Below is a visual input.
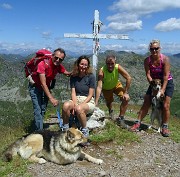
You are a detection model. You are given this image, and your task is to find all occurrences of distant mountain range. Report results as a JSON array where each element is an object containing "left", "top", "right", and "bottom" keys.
[
  {"left": 0, "top": 47, "right": 180, "bottom": 59},
  {"left": 173, "top": 53, "right": 180, "bottom": 58},
  {"left": 0, "top": 48, "right": 92, "bottom": 58},
  {"left": 0, "top": 50, "right": 180, "bottom": 64}
]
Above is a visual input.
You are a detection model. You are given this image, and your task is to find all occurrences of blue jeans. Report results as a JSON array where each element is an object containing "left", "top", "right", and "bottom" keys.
[{"left": 28, "top": 84, "right": 48, "bottom": 130}]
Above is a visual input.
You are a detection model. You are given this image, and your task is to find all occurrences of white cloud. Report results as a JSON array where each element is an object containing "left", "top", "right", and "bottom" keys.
[
  {"left": 110, "top": 0, "right": 180, "bottom": 15},
  {"left": 107, "top": 13, "right": 139, "bottom": 23},
  {"left": 155, "top": 18, "right": 180, "bottom": 31},
  {"left": 108, "top": 20, "right": 142, "bottom": 32},
  {"left": 106, "top": 0, "right": 180, "bottom": 32},
  {"left": 1, "top": 3, "right": 12, "bottom": 9},
  {"left": 102, "top": 44, "right": 123, "bottom": 51}
]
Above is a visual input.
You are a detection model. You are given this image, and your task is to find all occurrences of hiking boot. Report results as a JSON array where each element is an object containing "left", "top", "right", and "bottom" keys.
[
  {"left": 109, "top": 109, "right": 114, "bottom": 120},
  {"left": 130, "top": 122, "right": 140, "bottom": 132},
  {"left": 161, "top": 127, "right": 170, "bottom": 137},
  {"left": 117, "top": 117, "right": 129, "bottom": 129},
  {"left": 80, "top": 128, "right": 90, "bottom": 147},
  {"left": 81, "top": 128, "right": 89, "bottom": 138}
]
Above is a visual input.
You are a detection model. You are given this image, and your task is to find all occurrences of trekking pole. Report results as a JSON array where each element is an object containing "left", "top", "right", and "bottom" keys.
[{"left": 56, "top": 103, "right": 63, "bottom": 129}]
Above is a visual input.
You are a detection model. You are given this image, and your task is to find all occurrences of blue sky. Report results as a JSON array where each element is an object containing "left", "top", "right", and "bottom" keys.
[{"left": 0, "top": 0, "right": 180, "bottom": 55}]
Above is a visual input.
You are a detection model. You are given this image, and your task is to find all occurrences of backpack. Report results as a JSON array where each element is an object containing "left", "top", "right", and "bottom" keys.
[{"left": 24, "top": 48, "right": 52, "bottom": 78}]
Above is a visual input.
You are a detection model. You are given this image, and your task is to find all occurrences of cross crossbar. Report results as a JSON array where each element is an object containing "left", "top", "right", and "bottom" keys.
[{"left": 64, "top": 10, "right": 129, "bottom": 83}]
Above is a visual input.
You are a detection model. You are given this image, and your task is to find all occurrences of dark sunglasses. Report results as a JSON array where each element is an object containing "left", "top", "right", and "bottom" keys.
[
  {"left": 150, "top": 47, "right": 159, "bottom": 51},
  {"left": 54, "top": 56, "right": 64, "bottom": 62}
]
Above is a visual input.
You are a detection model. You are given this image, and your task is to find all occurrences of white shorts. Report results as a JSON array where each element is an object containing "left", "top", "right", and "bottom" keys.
[{"left": 70, "top": 96, "right": 95, "bottom": 114}]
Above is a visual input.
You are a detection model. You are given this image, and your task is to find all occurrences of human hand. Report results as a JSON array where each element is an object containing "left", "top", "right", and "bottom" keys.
[
  {"left": 49, "top": 97, "right": 59, "bottom": 107},
  {"left": 122, "top": 93, "right": 130, "bottom": 101},
  {"left": 160, "top": 89, "right": 165, "bottom": 97}
]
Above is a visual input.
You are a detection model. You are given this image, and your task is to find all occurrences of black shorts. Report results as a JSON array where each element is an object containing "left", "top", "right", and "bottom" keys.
[{"left": 146, "top": 79, "right": 174, "bottom": 98}]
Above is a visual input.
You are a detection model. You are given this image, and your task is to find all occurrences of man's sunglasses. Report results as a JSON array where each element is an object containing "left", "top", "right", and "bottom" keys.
[
  {"left": 150, "top": 47, "right": 159, "bottom": 51},
  {"left": 54, "top": 56, "right": 64, "bottom": 62}
]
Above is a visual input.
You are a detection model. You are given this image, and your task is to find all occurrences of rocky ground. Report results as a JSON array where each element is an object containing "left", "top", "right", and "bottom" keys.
[{"left": 28, "top": 117, "right": 180, "bottom": 177}]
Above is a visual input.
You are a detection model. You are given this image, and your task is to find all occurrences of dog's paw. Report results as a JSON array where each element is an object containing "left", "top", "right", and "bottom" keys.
[
  {"left": 95, "top": 159, "right": 103, "bottom": 165},
  {"left": 38, "top": 158, "right": 47, "bottom": 164},
  {"left": 157, "top": 127, "right": 161, "bottom": 133},
  {"left": 148, "top": 125, "right": 152, "bottom": 129}
]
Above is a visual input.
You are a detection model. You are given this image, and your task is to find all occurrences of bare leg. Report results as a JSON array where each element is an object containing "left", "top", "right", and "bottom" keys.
[
  {"left": 62, "top": 101, "right": 74, "bottom": 124},
  {"left": 137, "top": 94, "right": 151, "bottom": 121},
  {"left": 106, "top": 101, "right": 113, "bottom": 112},
  {"left": 75, "top": 103, "right": 89, "bottom": 128},
  {"left": 119, "top": 98, "right": 128, "bottom": 117},
  {"left": 130, "top": 94, "right": 151, "bottom": 131},
  {"left": 162, "top": 96, "right": 171, "bottom": 124}
]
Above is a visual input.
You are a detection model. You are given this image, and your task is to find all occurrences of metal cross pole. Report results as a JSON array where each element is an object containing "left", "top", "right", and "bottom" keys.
[{"left": 64, "top": 10, "right": 129, "bottom": 82}]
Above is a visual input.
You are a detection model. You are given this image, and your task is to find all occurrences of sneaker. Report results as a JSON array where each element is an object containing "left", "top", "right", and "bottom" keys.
[
  {"left": 117, "top": 117, "right": 129, "bottom": 129},
  {"left": 62, "top": 124, "right": 69, "bottom": 131},
  {"left": 81, "top": 128, "right": 89, "bottom": 138},
  {"left": 80, "top": 128, "right": 90, "bottom": 147},
  {"left": 161, "top": 127, "right": 170, "bottom": 137},
  {"left": 109, "top": 109, "right": 114, "bottom": 120},
  {"left": 130, "top": 122, "right": 140, "bottom": 132}
]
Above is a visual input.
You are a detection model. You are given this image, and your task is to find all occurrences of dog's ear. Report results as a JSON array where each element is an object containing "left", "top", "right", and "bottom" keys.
[
  {"left": 67, "top": 129, "right": 75, "bottom": 141},
  {"left": 156, "top": 79, "right": 162, "bottom": 85}
]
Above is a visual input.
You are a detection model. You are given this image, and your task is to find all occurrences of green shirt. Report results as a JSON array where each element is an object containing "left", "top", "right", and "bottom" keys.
[{"left": 102, "top": 64, "right": 119, "bottom": 90}]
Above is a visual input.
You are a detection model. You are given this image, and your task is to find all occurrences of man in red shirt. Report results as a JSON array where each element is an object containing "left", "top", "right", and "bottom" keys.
[{"left": 28, "top": 48, "right": 71, "bottom": 131}]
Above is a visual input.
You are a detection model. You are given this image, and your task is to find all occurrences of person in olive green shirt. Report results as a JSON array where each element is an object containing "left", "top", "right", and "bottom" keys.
[{"left": 95, "top": 54, "right": 131, "bottom": 127}]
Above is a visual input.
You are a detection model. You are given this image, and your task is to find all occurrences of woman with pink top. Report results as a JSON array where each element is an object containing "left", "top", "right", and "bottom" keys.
[{"left": 131, "top": 39, "right": 174, "bottom": 137}]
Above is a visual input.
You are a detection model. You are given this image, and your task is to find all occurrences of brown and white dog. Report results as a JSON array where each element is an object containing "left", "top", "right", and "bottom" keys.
[
  {"left": 149, "top": 79, "right": 164, "bottom": 132},
  {"left": 3, "top": 128, "right": 103, "bottom": 165}
]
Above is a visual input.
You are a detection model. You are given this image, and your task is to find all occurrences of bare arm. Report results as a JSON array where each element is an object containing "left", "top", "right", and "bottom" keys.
[
  {"left": 83, "top": 88, "right": 94, "bottom": 103},
  {"left": 95, "top": 69, "right": 104, "bottom": 106},
  {"left": 162, "top": 56, "right": 170, "bottom": 94},
  {"left": 71, "top": 88, "right": 77, "bottom": 105},
  {"left": 63, "top": 70, "right": 72, "bottom": 77},
  {"left": 39, "top": 74, "right": 59, "bottom": 107},
  {"left": 144, "top": 57, "right": 152, "bottom": 84}
]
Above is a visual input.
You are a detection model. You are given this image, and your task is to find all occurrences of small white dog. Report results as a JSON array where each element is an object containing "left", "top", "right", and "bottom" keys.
[{"left": 149, "top": 79, "right": 164, "bottom": 133}]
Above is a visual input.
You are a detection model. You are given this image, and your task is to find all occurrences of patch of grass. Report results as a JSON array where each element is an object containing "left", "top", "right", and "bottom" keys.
[
  {"left": 169, "top": 117, "right": 180, "bottom": 143},
  {"left": 0, "top": 126, "right": 26, "bottom": 153},
  {"left": 90, "top": 121, "right": 140, "bottom": 145},
  {"left": 0, "top": 125, "right": 31, "bottom": 177},
  {"left": 0, "top": 157, "right": 31, "bottom": 177}
]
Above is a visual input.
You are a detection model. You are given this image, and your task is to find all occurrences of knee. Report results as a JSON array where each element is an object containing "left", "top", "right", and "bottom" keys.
[
  {"left": 75, "top": 106, "right": 87, "bottom": 118},
  {"left": 75, "top": 105, "right": 83, "bottom": 114},
  {"left": 63, "top": 101, "right": 72, "bottom": 111},
  {"left": 163, "top": 102, "right": 170, "bottom": 111}
]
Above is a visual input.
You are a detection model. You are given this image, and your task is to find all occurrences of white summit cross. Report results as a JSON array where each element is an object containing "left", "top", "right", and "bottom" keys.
[{"left": 64, "top": 10, "right": 129, "bottom": 80}]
